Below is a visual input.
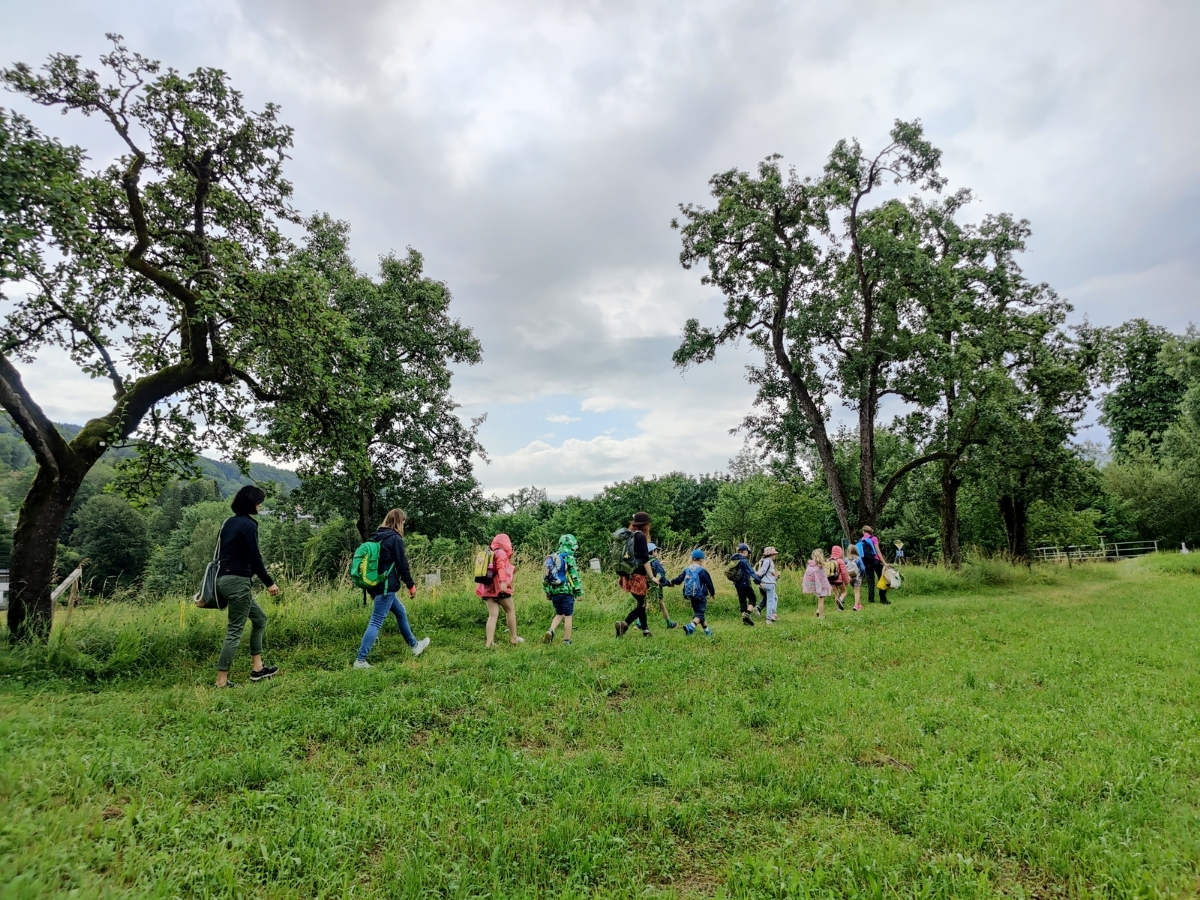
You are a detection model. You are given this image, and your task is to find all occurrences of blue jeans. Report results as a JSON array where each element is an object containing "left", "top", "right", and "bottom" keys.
[{"left": 357, "top": 592, "right": 417, "bottom": 660}]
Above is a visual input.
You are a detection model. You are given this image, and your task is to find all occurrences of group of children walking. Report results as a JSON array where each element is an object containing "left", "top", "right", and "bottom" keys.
[{"left": 468, "top": 512, "right": 900, "bottom": 648}]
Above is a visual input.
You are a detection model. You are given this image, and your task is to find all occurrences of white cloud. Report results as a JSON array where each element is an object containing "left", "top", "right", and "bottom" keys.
[
  {"left": 2, "top": 0, "right": 1197, "bottom": 492},
  {"left": 545, "top": 414, "right": 580, "bottom": 424}
]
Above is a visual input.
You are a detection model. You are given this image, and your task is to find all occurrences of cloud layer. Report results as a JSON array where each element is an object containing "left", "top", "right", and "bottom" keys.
[{"left": 2, "top": 0, "right": 1197, "bottom": 496}]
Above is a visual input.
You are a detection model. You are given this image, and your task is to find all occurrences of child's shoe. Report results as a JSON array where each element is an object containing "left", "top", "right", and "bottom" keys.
[
  {"left": 666, "top": 619, "right": 678, "bottom": 629},
  {"left": 562, "top": 639, "right": 572, "bottom": 645},
  {"left": 853, "top": 604, "right": 862, "bottom": 611},
  {"left": 684, "top": 622, "right": 695, "bottom": 636},
  {"left": 641, "top": 629, "right": 652, "bottom": 637},
  {"left": 836, "top": 597, "right": 845, "bottom": 611},
  {"left": 543, "top": 630, "right": 555, "bottom": 644},
  {"left": 703, "top": 627, "right": 713, "bottom": 636},
  {"left": 742, "top": 612, "right": 755, "bottom": 626}
]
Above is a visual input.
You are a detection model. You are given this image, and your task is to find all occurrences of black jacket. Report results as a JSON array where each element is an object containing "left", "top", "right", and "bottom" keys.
[
  {"left": 371, "top": 527, "right": 414, "bottom": 595},
  {"left": 216, "top": 514, "right": 274, "bottom": 587}
]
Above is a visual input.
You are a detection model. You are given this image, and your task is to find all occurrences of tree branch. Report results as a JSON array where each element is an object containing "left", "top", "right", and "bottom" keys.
[
  {"left": 876, "top": 450, "right": 956, "bottom": 514},
  {"left": 0, "top": 353, "right": 71, "bottom": 477}
]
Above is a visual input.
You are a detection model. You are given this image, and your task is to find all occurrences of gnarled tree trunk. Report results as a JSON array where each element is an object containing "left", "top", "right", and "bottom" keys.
[{"left": 939, "top": 463, "right": 963, "bottom": 568}]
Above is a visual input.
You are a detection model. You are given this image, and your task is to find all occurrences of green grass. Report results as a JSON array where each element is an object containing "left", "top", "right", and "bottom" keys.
[{"left": 2, "top": 556, "right": 1199, "bottom": 898}]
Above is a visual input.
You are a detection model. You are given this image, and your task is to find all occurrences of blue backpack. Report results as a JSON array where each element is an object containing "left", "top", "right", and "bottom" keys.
[
  {"left": 682, "top": 564, "right": 706, "bottom": 601},
  {"left": 543, "top": 551, "right": 569, "bottom": 587}
]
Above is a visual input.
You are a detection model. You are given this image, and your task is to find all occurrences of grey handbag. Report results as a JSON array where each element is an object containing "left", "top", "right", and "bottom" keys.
[{"left": 194, "top": 519, "right": 230, "bottom": 609}]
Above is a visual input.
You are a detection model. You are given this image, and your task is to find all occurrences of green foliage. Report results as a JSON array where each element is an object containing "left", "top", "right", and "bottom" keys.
[
  {"left": 703, "top": 474, "right": 828, "bottom": 563},
  {"left": 304, "top": 518, "right": 358, "bottom": 582},
  {"left": 271, "top": 217, "right": 483, "bottom": 540},
  {"left": 1, "top": 562, "right": 1198, "bottom": 897},
  {"left": 142, "top": 501, "right": 230, "bottom": 597},
  {"left": 1096, "top": 319, "right": 1186, "bottom": 453},
  {"left": 70, "top": 494, "right": 151, "bottom": 594}
]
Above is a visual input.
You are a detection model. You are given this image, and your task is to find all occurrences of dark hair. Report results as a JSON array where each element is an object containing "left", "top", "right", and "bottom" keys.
[
  {"left": 231, "top": 485, "right": 266, "bottom": 516},
  {"left": 630, "top": 511, "right": 651, "bottom": 540}
]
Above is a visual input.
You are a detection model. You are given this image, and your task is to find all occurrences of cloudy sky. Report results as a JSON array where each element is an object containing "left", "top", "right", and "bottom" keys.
[{"left": 3, "top": 0, "right": 1197, "bottom": 497}]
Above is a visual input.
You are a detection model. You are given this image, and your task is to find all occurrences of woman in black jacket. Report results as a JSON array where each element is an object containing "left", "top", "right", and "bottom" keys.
[
  {"left": 214, "top": 486, "right": 280, "bottom": 687},
  {"left": 353, "top": 508, "right": 430, "bottom": 668},
  {"left": 615, "top": 511, "right": 656, "bottom": 637}
]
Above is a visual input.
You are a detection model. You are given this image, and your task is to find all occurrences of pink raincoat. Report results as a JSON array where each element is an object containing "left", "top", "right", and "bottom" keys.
[
  {"left": 476, "top": 533, "right": 514, "bottom": 599},
  {"left": 802, "top": 560, "right": 831, "bottom": 597},
  {"left": 829, "top": 545, "right": 850, "bottom": 585}
]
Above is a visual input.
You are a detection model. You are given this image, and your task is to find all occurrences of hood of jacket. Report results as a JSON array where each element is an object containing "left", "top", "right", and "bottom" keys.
[
  {"left": 830, "top": 545, "right": 844, "bottom": 560},
  {"left": 371, "top": 527, "right": 400, "bottom": 543},
  {"left": 557, "top": 534, "right": 578, "bottom": 554},
  {"left": 491, "top": 533, "right": 513, "bottom": 554},
  {"left": 731, "top": 553, "right": 747, "bottom": 562}
]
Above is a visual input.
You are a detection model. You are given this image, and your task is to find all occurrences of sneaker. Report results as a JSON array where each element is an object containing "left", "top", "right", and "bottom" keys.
[
  {"left": 742, "top": 612, "right": 755, "bottom": 627},
  {"left": 641, "top": 629, "right": 652, "bottom": 637},
  {"left": 684, "top": 623, "right": 695, "bottom": 636},
  {"left": 666, "top": 619, "right": 678, "bottom": 629},
  {"left": 412, "top": 637, "right": 431, "bottom": 657},
  {"left": 353, "top": 659, "right": 371, "bottom": 669},
  {"left": 853, "top": 604, "right": 862, "bottom": 611},
  {"left": 543, "top": 630, "right": 555, "bottom": 644},
  {"left": 880, "top": 598, "right": 890, "bottom": 605},
  {"left": 615, "top": 621, "right": 628, "bottom": 638},
  {"left": 836, "top": 597, "right": 845, "bottom": 611},
  {"left": 216, "top": 680, "right": 237, "bottom": 688},
  {"left": 767, "top": 614, "right": 779, "bottom": 622},
  {"left": 250, "top": 665, "right": 278, "bottom": 682},
  {"left": 510, "top": 636, "right": 525, "bottom": 644},
  {"left": 562, "top": 639, "right": 572, "bottom": 645},
  {"left": 703, "top": 627, "right": 713, "bottom": 636}
]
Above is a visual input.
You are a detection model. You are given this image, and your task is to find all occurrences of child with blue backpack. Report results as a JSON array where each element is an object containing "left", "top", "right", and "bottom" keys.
[
  {"left": 647, "top": 543, "right": 678, "bottom": 629},
  {"left": 542, "top": 534, "right": 583, "bottom": 644},
  {"left": 671, "top": 549, "right": 716, "bottom": 636}
]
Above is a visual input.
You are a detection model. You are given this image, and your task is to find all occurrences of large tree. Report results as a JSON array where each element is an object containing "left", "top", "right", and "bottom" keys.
[
  {"left": 673, "top": 121, "right": 953, "bottom": 538},
  {"left": 0, "top": 38, "right": 351, "bottom": 640},
  {"left": 890, "top": 197, "right": 1071, "bottom": 565},
  {"left": 270, "top": 217, "right": 484, "bottom": 541},
  {"left": 1094, "top": 319, "right": 1186, "bottom": 454}
]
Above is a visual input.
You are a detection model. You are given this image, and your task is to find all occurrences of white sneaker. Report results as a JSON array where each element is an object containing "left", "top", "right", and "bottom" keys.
[
  {"left": 353, "top": 659, "right": 371, "bottom": 669},
  {"left": 412, "top": 637, "right": 430, "bottom": 657}
]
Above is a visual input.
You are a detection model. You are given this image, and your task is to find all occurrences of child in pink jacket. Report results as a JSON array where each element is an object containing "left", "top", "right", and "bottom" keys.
[
  {"left": 802, "top": 548, "right": 832, "bottom": 619},
  {"left": 476, "top": 533, "right": 523, "bottom": 647}
]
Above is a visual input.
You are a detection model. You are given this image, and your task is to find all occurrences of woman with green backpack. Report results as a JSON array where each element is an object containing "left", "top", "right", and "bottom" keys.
[{"left": 353, "top": 509, "right": 429, "bottom": 669}]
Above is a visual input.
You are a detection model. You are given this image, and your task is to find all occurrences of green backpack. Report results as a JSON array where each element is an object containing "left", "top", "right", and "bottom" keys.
[{"left": 350, "top": 539, "right": 393, "bottom": 592}]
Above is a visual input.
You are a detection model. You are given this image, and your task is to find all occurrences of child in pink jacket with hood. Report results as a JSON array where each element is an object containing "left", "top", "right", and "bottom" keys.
[{"left": 477, "top": 533, "right": 523, "bottom": 647}]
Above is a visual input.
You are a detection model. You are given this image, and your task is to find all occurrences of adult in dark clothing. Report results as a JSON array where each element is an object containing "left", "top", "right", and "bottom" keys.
[
  {"left": 729, "top": 543, "right": 763, "bottom": 626},
  {"left": 214, "top": 486, "right": 280, "bottom": 687},
  {"left": 615, "top": 511, "right": 655, "bottom": 637},
  {"left": 354, "top": 508, "right": 429, "bottom": 668},
  {"left": 856, "top": 527, "right": 887, "bottom": 604}
]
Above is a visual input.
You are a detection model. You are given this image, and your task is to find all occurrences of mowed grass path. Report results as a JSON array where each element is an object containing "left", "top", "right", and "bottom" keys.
[{"left": 2, "top": 559, "right": 1199, "bottom": 898}]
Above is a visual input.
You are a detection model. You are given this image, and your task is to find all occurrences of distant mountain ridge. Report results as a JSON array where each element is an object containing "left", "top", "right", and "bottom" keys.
[{"left": 0, "top": 415, "right": 299, "bottom": 493}]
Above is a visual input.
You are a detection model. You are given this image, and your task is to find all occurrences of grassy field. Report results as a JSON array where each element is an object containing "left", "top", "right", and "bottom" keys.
[{"left": 2, "top": 553, "right": 1199, "bottom": 898}]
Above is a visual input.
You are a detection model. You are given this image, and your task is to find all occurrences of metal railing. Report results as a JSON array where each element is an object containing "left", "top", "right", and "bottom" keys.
[{"left": 1034, "top": 539, "right": 1159, "bottom": 563}]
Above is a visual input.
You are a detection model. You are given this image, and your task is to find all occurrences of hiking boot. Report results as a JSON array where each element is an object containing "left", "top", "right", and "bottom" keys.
[
  {"left": 543, "top": 630, "right": 555, "bottom": 644},
  {"left": 353, "top": 659, "right": 371, "bottom": 669},
  {"left": 742, "top": 612, "right": 755, "bottom": 626},
  {"left": 666, "top": 619, "right": 678, "bottom": 629},
  {"left": 412, "top": 637, "right": 431, "bottom": 657},
  {"left": 615, "top": 621, "right": 628, "bottom": 638},
  {"left": 684, "top": 623, "right": 695, "bottom": 636},
  {"left": 250, "top": 665, "right": 278, "bottom": 682}
]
